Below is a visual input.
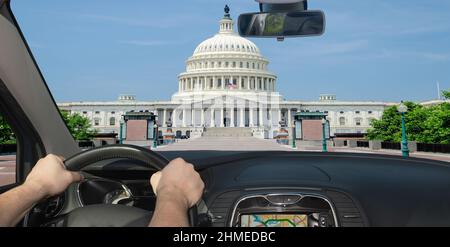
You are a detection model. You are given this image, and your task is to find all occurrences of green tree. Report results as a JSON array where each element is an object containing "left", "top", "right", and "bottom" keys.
[
  {"left": 443, "top": 90, "right": 450, "bottom": 100},
  {"left": 367, "top": 101, "right": 450, "bottom": 144},
  {"left": 0, "top": 115, "right": 15, "bottom": 144},
  {"left": 60, "top": 111, "right": 96, "bottom": 140}
]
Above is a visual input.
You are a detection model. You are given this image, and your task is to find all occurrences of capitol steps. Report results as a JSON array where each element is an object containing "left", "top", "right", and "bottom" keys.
[{"left": 202, "top": 127, "right": 253, "bottom": 137}]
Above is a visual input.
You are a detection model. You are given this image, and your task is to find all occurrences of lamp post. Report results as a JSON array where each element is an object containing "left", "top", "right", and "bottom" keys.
[
  {"left": 153, "top": 123, "right": 158, "bottom": 149},
  {"left": 119, "top": 118, "right": 124, "bottom": 144},
  {"left": 397, "top": 102, "right": 409, "bottom": 157},
  {"left": 291, "top": 120, "right": 297, "bottom": 149},
  {"left": 322, "top": 118, "right": 327, "bottom": 152}
]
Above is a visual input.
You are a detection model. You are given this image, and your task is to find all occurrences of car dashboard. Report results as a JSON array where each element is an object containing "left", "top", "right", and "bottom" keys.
[{"left": 28, "top": 151, "right": 450, "bottom": 227}]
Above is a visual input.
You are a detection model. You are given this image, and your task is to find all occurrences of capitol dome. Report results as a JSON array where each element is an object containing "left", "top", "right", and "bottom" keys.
[
  {"left": 192, "top": 29, "right": 261, "bottom": 56},
  {"left": 174, "top": 6, "right": 277, "bottom": 98}
]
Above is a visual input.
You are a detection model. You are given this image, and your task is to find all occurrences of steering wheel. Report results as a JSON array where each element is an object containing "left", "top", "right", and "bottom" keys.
[{"left": 59, "top": 144, "right": 198, "bottom": 227}]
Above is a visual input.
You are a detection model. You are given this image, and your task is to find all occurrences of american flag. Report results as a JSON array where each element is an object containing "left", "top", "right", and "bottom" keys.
[{"left": 227, "top": 82, "right": 237, "bottom": 90}]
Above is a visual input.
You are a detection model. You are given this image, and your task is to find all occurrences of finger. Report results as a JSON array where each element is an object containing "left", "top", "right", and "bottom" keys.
[
  {"left": 70, "top": 171, "right": 83, "bottom": 182},
  {"left": 150, "top": 172, "right": 162, "bottom": 195}
]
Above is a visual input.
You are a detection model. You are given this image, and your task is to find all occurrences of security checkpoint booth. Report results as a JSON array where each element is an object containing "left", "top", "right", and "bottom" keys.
[
  {"left": 119, "top": 112, "right": 158, "bottom": 147},
  {"left": 294, "top": 112, "right": 330, "bottom": 149}
]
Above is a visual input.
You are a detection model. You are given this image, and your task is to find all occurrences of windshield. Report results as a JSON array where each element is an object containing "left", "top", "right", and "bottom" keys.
[{"left": 10, "top": 1, "right": 450, "bottom": 162}]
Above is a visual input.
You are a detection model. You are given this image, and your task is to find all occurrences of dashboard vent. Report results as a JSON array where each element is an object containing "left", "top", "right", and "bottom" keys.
[
  {"left": 326, "top": 190, "right": 366, "bottom": 227},
  {"left": 209, "top": 190, "right": 241, "bottom": 227}
]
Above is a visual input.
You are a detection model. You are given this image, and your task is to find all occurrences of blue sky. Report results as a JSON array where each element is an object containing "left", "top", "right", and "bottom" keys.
[{"left": 11, "top": 0, "right": 450, "bottom": 102}]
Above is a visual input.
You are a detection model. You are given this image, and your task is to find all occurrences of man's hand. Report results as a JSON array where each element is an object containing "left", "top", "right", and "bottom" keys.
[
  {"left": 149, "top": 158, "right": 204, "bottom": 227},
  {"left": 0, "top": 154, "right": 82, "bottom": 226},
  {"left": 24, "top": 154, "right": 83, "bottom": 198},
  {"left": 151, "top": 158, "right": 204, "bottom": 209}
]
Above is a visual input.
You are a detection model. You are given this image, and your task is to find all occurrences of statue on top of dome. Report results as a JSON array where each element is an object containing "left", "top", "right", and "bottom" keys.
[{"left": 224, "top": 5, "right": 231, "bottom": 18}]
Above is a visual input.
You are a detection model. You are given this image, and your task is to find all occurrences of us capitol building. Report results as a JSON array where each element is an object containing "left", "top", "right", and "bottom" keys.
[{"left": 59, "top": 10, "right": 394, "bottom": 139}]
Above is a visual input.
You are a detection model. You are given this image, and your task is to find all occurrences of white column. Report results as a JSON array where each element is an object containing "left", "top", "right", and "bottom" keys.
[
  {"left": 220, "top": 108, "right": 224, "bottom": 127},
  {"left": 239, "top": 76, "right": 242, "bottom": 90},
  {"left": 163, "top": 109, "right": 167, "bottom": 127},
  {"left": 191, "top": 108, "right": 195, "bottom": 127},
  {"left": 288, "top": 108, "right": 292, "bottom": 127},
  {"left": 259, "top": 107, "right": 264, "bottom": 127},
  {"left": 239, "top": 108, "right": 244, "bottom": 127},
  {"left": 205, "top": 76, "right": 208, "bottom": 90},
  {"left": 201, "top": 108, "right": 205, "bottom": 127},
  {"left": 278, "top": 109, "right": 282, "bottom": 127},
  {"left": 249, "top": 108, "right": 254, "bottom": 127},
  {"left": 210, "top": 108, "right": 215, "bottom": 127},
  {"left": 222, "top": 76, "right": 225, "bottom": 89},
  {"left": 182, "top": 108, "right": 186, "bottom": 127},
  {"left": 172, "top": 108, "right": 177, "bottom": 127},
  {"left": 268, "top": 108, "right": 273, "bottom": 127},
  {"left": 230, "top": 107, "right": 235, "bottom": 127}
]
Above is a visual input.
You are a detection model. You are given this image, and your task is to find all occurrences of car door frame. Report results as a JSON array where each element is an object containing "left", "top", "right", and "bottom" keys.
[{"left": 0, "top": 0, "right": 81, "bottom": 190}]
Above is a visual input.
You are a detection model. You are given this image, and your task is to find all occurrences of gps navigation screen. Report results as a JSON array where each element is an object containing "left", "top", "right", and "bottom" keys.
[{"left": 240, "top": 214, "right": 308, "bottom": 227}]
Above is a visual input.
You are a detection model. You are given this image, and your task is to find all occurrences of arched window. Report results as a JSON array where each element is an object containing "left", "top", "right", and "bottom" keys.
[
  {"left": 339, "top": 117, "right": 346, "bottom": 126},
  {"left": 109, "top": 117, "right": 116, "bottom": 126}
]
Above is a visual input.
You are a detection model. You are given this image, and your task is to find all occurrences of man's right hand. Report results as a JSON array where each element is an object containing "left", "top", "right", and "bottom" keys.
[{"left": 150, "top": 158, "right": 204, "bottom": 209}]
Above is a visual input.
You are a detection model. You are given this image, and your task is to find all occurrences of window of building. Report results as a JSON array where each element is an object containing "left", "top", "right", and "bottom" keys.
[
  {"left": 111, "top": 111, "right": 115, "bottom": 114},
  {"left": 0, "top": 114, "right": 17, "bottom": 187},
  {"left": 339, "top": 117, "right": 346, "bottom": 126},
  {"left": 340, "top": 111, "right": 344, "bottom": 114},
  {"left": 109, "top": 117, "right": 116, "bottom": 126},
  {"left": 239, "top": 62, "right": 243, "bottom": 68},
  {"left": 232, "top": 62, "right": 236, "bottom": 68},
  {"left": 355, "top": 111, "right": 360, "bottom": 114},
  {"left": 355, "top": 118, "right": 362, "bottom": 126},
  {"left": 246, "top": 62, "right": 250, "bottom": 68},
  {"left": 94, "top": 118, "right": 100, "bottom": 126},
  {"left": 368, "top": 111, "right": 373, "bottom": 114},
  {"left": 95, "top": 111, "right": 100, "bottom": 114},
  {"left": 82, "top": 111, "right": 87, "bottom": 114},
  {"left": 324, "top": 111, "right": 329, "bottom": 113}
]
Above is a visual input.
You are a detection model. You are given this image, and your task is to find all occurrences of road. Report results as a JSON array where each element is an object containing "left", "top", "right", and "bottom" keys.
[
  {"left": 157, "top": 136, "right": 293, "bottom": 151},
  {"left": 0, "top": 155, "right": 15, "bottom": 186}
]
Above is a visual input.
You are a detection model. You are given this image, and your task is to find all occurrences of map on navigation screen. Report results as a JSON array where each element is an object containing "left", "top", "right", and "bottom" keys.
[{"left": 240, "top": 214, "right": 308, "bottom": 227}]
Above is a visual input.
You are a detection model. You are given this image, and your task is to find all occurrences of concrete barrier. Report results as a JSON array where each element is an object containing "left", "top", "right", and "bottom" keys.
[
  {"left": 408, "top": 141, "right": 417, "bottom": 153},
  {"left": 334, "top": 140, "right": 346, "bottom": 147},
  {"left": 348, "top": 140, "right": 358, "bottom": 148},
  {"left": 369, "top": 140, "right": 382, "bottom": 150}
]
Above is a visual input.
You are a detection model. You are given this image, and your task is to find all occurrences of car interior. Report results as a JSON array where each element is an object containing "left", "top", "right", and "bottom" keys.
[{"left": 1, "top": 0, "right": 450, "bottom": 227}]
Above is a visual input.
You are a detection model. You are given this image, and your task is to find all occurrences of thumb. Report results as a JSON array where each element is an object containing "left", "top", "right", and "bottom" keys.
[
  {"left": 70, "top": 171, "right": 83, "bottom": 183},
  {"left": 150, "top": 172, "right": 162, "bottom": 195}
]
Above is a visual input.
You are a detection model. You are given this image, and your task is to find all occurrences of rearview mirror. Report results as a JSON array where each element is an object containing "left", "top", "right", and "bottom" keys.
[{"left": 238, "top": 10, "right": 325, "bottom": 38}]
